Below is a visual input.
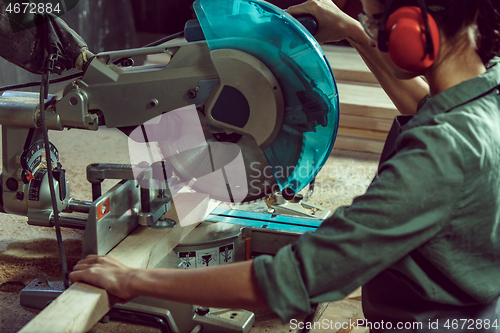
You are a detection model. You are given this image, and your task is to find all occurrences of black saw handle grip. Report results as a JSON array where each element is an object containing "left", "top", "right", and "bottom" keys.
[
  {"left": 295, "top": 15, "right": 319, "bottom": 35},
  {"left": 184, "top": 19, "right": 205, "bottom": 42}
]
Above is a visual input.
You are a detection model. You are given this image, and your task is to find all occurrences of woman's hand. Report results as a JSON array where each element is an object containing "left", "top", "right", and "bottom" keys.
[
  {"left": 287, "top": 0, "right": 360, "bottom": 44},
  {"left": 69, "top": 254, "right": 139, "bottom": 303}
]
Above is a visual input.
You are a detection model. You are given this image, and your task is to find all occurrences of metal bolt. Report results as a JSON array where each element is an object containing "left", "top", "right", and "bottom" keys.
[
  {"left": 154, "top": 217, "right": 176, "bottom": 228},
  {"left": 120, "top": 58, "right": 134, "bottom": 67},
  {"left": 195, "top": 307, "right": 210, "bottom": 316},
  {"left": 187, "top": 89, "right": 197, "bottom": 99},
  {"left": 149, "top": 99, "right": 159, "bottom": 107}
]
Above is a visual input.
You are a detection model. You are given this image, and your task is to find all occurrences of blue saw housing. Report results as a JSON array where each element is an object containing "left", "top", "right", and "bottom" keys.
[{"left": 193, "top": 0, "right": 339, "bottom": 197}]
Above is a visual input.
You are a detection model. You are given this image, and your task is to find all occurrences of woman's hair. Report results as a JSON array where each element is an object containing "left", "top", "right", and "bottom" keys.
[{"left": 377, "top": 0, "right": 500, "bottom": 64}]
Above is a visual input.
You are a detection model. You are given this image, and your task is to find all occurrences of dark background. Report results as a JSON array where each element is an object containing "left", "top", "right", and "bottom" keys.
[{"left": 0, "top": 0, "right": 361, "bottom": 88}]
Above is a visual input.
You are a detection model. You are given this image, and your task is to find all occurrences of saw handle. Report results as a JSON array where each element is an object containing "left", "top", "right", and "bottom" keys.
[{"left": 295, "top": 15, "right": 319, "bottom": 36}]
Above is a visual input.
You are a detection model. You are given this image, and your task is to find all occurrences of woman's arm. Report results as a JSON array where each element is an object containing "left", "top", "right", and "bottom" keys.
[
  {"left": 69, "top": 254, "right": 269, "bottom": 309},
  {"left": 287, "top": 0, "right": 429, "bottom": 114}
]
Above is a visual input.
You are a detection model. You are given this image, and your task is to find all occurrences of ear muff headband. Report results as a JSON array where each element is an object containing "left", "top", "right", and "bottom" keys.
[{"left": 378, "top": 0, "right": 440, "bottom": 72}]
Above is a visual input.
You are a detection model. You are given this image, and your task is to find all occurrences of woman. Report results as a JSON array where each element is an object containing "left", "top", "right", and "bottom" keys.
[{"left": 71, "top": 0, "right": 500, "bottom": 331}]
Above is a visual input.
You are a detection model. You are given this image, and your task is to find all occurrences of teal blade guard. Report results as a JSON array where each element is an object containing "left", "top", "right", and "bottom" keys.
[{"left": 193, "top": 0, "right": 339, "bottom": 198}]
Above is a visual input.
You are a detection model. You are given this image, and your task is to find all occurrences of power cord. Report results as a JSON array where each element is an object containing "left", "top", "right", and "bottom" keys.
[
  {"left": 0, "top": 72, "right": 83, "bottom": 93},
  {"left": 39, "top": 16, "right": 70, "bottom": 289}
]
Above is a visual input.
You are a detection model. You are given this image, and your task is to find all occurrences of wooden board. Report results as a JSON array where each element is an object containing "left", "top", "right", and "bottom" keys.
[
  {"left": 309, "top": 298, "right": 368, "bottom": 333},
  {"left": 335, "top": 135, "right": 386, "bottom": 154},
  {"left": 339, "top": 114, "right": 393, "bottom": 132},
  {"left": 338, "top": 127, "right": 389, "bottom": 141},
  {"left": 308, "top": 288, "right": 368, "bottom": 333},
  {"left": 337, "top": 82, "right": 398, "bottom": 119},
  {"left": 340, "top": 103, "right": 398, "bottom": 121},
  {"left": 322, "top": 45, "right": 378, "bottom": 84},
  {"left": 19, "top": 192, "right": 215, "bottom": 333}
]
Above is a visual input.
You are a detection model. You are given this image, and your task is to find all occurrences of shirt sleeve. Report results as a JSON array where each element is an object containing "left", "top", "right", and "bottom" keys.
[{"left": 254, "top": 122, "right": 466, "bottom": 322}]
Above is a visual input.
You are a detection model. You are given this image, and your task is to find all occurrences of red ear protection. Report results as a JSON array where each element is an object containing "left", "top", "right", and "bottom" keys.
[{"left": 385, "top": 6, "right": 440, "bottom": 72}]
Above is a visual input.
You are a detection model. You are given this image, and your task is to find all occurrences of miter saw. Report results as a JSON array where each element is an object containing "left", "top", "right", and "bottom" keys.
[{"left": 0, "top": 0, "right": 339, "bottom": 331}]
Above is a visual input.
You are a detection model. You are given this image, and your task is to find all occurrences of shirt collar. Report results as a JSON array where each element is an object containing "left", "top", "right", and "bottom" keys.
[{"left": 405, "top": 58, "right": 500, "bottom": 129}]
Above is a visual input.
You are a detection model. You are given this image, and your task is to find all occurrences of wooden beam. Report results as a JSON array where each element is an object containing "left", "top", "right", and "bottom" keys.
[
  {"left": 337, "top": 127, "right": 389, "bottom": 141},
  {"left": 322, "top": 45, "right": 378, "bottom": 84},
  {"left": 337, "top": 82, "right": 398, "bottom": 119},
  {"left": 339, "top": 114, "right": 393, "bottom": 132},
  {"left": 340, "top": 103, "right": 399, "bottom": 120},
  {"left": 334, "top": 136, "right": 385, "bottom": 154},
  {"left": 19, "top": 192, "right": 215, "bottom": 333}
]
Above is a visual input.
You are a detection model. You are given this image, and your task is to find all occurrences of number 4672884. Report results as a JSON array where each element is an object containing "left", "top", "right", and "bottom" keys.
[{"left": 6, "top": 2, "right": 61, "bottom": 14}]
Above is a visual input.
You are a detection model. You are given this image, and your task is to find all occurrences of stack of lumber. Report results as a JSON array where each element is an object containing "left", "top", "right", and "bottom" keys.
[
  {"left": 323, "top": 45, "right": 398, "bottom": 154},
  {"left": 143, "top": 41, "right": 398, "bottom": 154}
]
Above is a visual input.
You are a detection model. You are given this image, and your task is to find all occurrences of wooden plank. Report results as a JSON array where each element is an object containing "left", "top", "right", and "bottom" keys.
[
  {"left": 337, "top": 127, "right": 389, "bottom": 141},
  {"left": 322, "top": 45, "right": 378, "bottom": 84},
  {"left": 340, "top": 103, "right": 399, "bottom": 120},
  {"left": 19, "top": 192, "right": 215, "bottom": 333},
  {"left": 339, "top": 114, "right": 393, "bottom": 132},
  {"left": 337, "top": 82, "right": 395, "bottom": 109},
  {"left": 108, "top": 192, "right": 212, "bottom": 269},
  {"left": 309, "top": 297, "right": 368, "bottom": 333},
  {"left": 334, "top": 135, "right": 385, "bottom": 154},
  {"left": 337, "top": 82, "right": 398, "bottom": 119}
]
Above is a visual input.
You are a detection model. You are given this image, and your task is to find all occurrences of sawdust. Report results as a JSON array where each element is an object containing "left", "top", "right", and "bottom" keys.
[
  {"left": 264, "top": 194, "right": 277, "bottom": 210},
  {"left": 0, "top": 282, "right": 26, "bottom": 293},
  {"left": 0, "top": 238, "right": 82, "bottom": 291}
]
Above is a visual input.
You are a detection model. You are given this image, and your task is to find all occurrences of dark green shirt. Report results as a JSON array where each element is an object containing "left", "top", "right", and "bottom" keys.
[{"left": 254, "top": 59, "right": 500, "bottom": 330}]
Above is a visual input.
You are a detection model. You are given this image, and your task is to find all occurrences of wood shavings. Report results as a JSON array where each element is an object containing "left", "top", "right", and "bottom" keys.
[{"left": 264, "top": 194, "right": 277, "bottom": 210}]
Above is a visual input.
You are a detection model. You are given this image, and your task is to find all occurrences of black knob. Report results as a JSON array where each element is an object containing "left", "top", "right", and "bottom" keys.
[
  {"left": 6, "top": 177, "right": 18, "bottom": 191},
  {"left": 196, "top": 307, "right": 210, "bottom": 316},
  {"left": 282, "top": 187, "right": 295, "bottom": 201}
]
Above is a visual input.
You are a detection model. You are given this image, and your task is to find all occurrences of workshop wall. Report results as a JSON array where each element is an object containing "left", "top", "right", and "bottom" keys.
[
  {"left": 131, "top": 0, "right": 195, "bottom": 35},
  {"left": 0, "top": 0, "right": 137, "bottom": 89},
  {"left": 0, "top": 0, "right": 364, "bottom": 89},
  {"left": 129, "top": 0, "right": 307, "bottom": 35}
]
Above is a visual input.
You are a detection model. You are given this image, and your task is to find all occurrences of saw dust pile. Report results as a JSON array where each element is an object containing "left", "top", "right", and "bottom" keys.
[{"left": 0, "top": 236, "right": 83, "bottom": 293}]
